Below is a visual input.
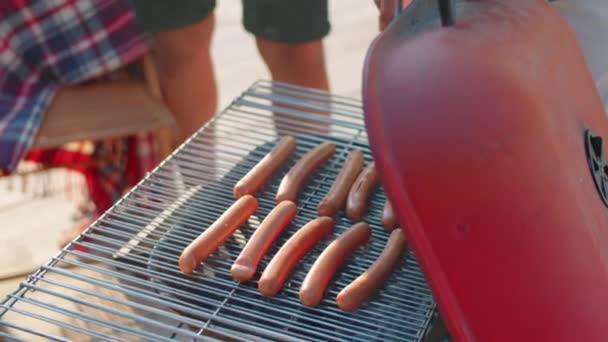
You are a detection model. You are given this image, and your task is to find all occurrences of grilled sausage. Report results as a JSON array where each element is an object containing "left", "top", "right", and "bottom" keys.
[
  {"left": 258, "top": 217, "right": 335, "bottom": 297},
  {"left": 234, "top": 136, "right": 297, "bottom": 199},
  {"left": 299, "top": 222, "right": 372, "bottom": 307},
  {"left": 346, "top": 163, "right": 380, "bottom": 221},
  {"left": 179, "top": 195, "right": 258, "bottom": 275},
  {"left": 336, "top": 228, "right": 407, "bottom": 312},
  {"left": 231, "top": 201, "right": 297, "bottom": 282},
  {"left": 276, "top": 142, "right": 336, "bottom": 203},
  {"left": 381, "top": 199, "right": 398, "bottom": 231},
  {"left": 318, "top": 149, "right": 364, "bottom": 217}
]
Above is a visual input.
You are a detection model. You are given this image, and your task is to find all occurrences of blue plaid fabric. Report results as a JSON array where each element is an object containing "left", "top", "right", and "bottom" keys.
[{"left": 0, "top": 0, "right": 150, "bottom": 174}]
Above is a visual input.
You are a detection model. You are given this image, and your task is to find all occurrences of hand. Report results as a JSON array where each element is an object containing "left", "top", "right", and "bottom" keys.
[
  {"left": 373, "top": 0, "right": 411, "bottom": 31},
  {"left": 373, "top": 0, "right": 396, "bottom": 31}
]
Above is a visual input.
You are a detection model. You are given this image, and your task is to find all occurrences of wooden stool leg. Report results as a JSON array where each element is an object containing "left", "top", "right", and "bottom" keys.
[
  {"left": 143, "top": 55, "right": 177, "bottom": 161},
  {"left": 156, "top": 127, "right": 173, "bottom": 161}
]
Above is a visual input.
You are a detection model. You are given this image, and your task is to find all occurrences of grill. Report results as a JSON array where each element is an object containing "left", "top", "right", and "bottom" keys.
[{"left": 0, "top": 81, "right": 440, "bottom": 341}]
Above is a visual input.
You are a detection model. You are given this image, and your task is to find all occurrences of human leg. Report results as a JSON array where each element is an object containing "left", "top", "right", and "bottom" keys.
[
  {"left": 242, "top": 0, "right": 331, "bottom": 134},
  {"left": 130, "top": 0, "right": 218, "bottom": 145}
]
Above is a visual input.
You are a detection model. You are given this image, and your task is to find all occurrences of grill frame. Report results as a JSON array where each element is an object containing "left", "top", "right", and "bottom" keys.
[{"left": 0, "top": 80, "right": 438, "bottom": 341}]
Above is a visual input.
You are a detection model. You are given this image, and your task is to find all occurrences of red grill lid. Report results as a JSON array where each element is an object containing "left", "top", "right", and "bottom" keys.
[{"left": 362, "top": 0, "right": 608, "bottom": 340}]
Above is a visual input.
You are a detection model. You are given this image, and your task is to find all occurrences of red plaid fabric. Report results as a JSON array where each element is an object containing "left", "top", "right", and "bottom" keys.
[
  {"left": 25, "top": 132, "right": 158, "bottom": 214},
  {"left": 0, "top": 0, "right": 160, "bottom": 215}
]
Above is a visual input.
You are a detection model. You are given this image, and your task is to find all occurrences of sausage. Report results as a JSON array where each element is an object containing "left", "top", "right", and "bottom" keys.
[
  {"left": 318, "top": 149, "right": 364, "bottom": 217},
  {"left": 231, "top": 201, "right": 297, "bottom": 282},
  {"left": 234, "top": 136, "right": 297, "bottom": 199},
  {"left": 258, "top": 217, "right": 335, "bottom": 297},
  {"left": 336, "top": 228, "right": 407, "bottom": 312},
  {"left": 276, "top": 142, "right": 336, "bottom": 203},
  {"left": 299, "top": 222, "right": 371, "bottom": 307},
  {"left": 346, "top": 163, "right": 380, "bottom": 221},
  {"left": 179, "top": 195, "right": 258, "bottom": 275},
  {"left": 381, "top": 199, "right": 398, "bottom": 231}
]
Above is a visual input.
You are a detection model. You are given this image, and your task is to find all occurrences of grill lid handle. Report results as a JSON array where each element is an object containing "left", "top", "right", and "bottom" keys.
[{"left": 585, "top": 130, "right": 608, "bottom": 207}]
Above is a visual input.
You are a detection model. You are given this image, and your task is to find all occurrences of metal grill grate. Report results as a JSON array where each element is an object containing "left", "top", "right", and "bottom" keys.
[{"left": 0, "top": 81, "right": 436, "bottom": 341}]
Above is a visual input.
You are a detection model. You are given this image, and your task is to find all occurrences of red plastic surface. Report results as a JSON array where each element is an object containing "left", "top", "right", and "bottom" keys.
[{"left": 362, "top": 0, "right": 608, "bottom": 341}]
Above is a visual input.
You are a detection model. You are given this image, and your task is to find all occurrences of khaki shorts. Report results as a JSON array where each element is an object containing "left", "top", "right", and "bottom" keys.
[{"left": 129, "top": 0, "right": 330, "bottom": 43}]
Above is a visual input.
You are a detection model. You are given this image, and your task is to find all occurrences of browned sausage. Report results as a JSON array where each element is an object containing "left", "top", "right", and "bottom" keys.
[
  {"left": 318, "top": 149, "right": 364, "bottom": 217},
  {"left": 336, "top": 228, "right": 407, "bottom": 312},
  {"left": 346, "top": 163, "right": 379, "bottom": 221},
  {"left": 381, "top": 199, "right": 398, "bottom": 231},
  {"left": 231, "top": 201, "right": 297, "bottom": 282},
  {"left": 233, "top": 136, "right": 297, "bottom": 199},
  {"left": 179, "top": 195, "right": 258, "bottom": 275},
  {"left": 276, "top": 142, "right": 336, "bottom": 203},
  {"left": 258, "top": 217, "right": 335, "bottom": 297},
  {"left": 299, "top": 222, "right": 371, "bottom": 307}
]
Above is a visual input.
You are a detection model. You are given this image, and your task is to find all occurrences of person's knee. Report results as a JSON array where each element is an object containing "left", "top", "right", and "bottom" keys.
[
  {"left": 152, "top": 14, "right": 215, "bottom": 72},
  {"left": 258, "top": 39, "right": 325, "bottom": 70},
  {"left": 280, "top": 41, "right": 325, "bottom": 68}
]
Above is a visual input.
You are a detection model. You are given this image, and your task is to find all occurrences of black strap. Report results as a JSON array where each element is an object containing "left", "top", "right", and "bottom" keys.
[
  {"left": 395, "top": 0, "right": 455, "bottom": 27},
  {"left": 438, "top": 0, "right": 455, "bottom": 26}
]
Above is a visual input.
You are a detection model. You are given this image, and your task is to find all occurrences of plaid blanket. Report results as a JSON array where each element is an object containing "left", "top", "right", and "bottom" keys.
[{"left": 0, "top": 0, "right": 157, "bottom": 214}]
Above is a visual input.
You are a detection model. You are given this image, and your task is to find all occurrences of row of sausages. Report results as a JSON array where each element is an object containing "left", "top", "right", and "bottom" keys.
[
  {"left": 235, "top": 135, "right": 398, "bottom": 230},
  {"left": 179, "top": 136, "right": 405, "bottom": 311}
]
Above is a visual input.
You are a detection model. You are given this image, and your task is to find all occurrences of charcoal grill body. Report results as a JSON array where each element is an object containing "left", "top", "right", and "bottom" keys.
[{"left": 363, "top": 0, "right": 608, "bottom": 340}]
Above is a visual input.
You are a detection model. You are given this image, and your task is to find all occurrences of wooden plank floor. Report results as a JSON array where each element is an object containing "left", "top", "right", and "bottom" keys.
[{"left": 0, "top": 1, "right": 379, "bottom": 339}]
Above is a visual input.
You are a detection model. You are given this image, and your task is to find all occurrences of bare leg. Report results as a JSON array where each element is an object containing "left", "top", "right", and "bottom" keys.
[
  {"left": 255, "top": 38, "right": 330, "bottom": 135},
  {"left": 152, "top": 14, "right": 218, "bottom": 145},
  {"left": 256, "top": 38, "right": 329, "bottom": 90},
  {"left": 151, "top": 14, "right": 218, "bottom": 191}
]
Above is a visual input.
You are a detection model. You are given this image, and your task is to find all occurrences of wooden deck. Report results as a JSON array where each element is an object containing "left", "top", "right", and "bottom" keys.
[{"left": 0, "top": 1, "right": 378, "bottom": 338}]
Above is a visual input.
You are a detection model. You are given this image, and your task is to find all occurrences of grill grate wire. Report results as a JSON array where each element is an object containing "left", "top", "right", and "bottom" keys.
[{"left": 0, "top": 81, "right": 436, "bottom": 341}]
